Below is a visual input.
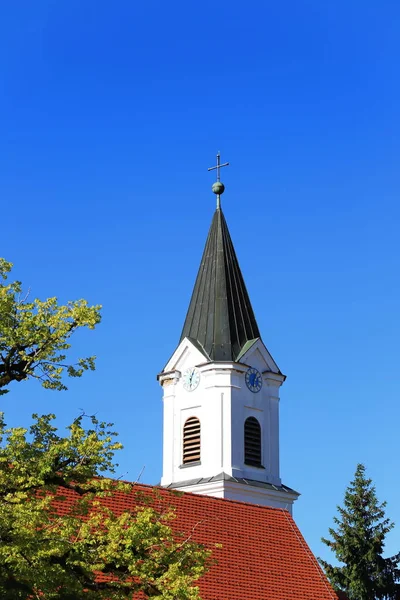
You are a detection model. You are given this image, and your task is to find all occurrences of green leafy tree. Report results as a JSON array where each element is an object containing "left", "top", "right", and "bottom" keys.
[
  {"left": 0, "top": 412, "right": 210, "bottom": 599},
  {"left": 0, "top": 258, "right": 211, "bottom": 598},
  {"left": 0, "top": 258, "right": 101, "bottom": 395},
  {"left": 320, "top": 463, "right": 400, "bottom": 600}
]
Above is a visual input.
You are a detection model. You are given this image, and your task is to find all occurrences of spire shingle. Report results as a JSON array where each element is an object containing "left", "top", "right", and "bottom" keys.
[{"left": 180, "top": 208, "right": 260, "bottom": 361}]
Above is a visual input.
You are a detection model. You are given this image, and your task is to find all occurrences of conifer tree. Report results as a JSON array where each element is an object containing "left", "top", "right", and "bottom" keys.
[{"left": 320, "top": 463, "right": 400, "bottom": 600}]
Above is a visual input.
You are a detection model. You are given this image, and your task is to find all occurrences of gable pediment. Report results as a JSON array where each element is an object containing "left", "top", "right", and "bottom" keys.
[
  {"left": 238, "top": 338, "right": 283, "bottom": 376},
  {"left": 160, "top": 337, "right": 209, "bottom": 376}
]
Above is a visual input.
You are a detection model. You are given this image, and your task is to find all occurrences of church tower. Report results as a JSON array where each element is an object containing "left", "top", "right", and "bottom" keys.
[{"left": 158, "top": 154, "right": 299, "bottom": 513}]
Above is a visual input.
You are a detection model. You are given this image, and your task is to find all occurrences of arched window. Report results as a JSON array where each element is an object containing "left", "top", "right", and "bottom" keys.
[
  {"left": 183, "top": 417, "right": 201, "bottom": 464},
  {"left": 244, "top": 416, "right": 262, "bottom": 466}
]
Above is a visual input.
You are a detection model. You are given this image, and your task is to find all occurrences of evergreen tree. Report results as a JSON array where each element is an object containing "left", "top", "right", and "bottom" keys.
[{"left": 320, "top": 463, "right": 400, "bottom": 600}]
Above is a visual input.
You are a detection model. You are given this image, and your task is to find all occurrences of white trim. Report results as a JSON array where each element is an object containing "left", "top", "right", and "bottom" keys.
[{"left": 174, "top": 479, "right": 299, "bottom": 515}]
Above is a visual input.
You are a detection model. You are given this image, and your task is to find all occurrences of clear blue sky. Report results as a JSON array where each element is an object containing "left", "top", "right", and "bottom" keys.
[{"left": 1, "top": 0, "right": 399, "bottom": 563}]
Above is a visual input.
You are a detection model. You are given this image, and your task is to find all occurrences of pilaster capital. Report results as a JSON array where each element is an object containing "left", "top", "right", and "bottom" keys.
[
  {"left": 157, "top": 369, "right": 181, "bottom": 388},
  {"left": 262, "top": 371, "right": 286, "bottom": 388}
]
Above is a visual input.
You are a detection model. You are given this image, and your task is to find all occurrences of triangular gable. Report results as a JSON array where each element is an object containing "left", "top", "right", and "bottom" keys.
[
  {"left": 237, "top": 337, "right": 284, "bottom": 376},
  {"left": 160, "top": 336, "right": 209, "bottom": 375}
]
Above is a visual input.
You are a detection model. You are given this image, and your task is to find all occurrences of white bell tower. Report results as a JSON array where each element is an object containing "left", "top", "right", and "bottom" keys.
[{"left": 158, "top": 154, "right": 299, "bottom": 513}]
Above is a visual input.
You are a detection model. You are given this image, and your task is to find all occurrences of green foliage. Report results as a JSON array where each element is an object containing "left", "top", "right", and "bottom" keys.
[
  {"left": 0, "top": 258, "right": 211, "bottom": 597},
  {"left": 0, "top": 259, "right": 101, "bottom": 395},
  {"left": 0, "top": 413, "right": 210, "bottom": 599},
  {"left": 319, "top": 463, "right": 400, "bottom": 600}
]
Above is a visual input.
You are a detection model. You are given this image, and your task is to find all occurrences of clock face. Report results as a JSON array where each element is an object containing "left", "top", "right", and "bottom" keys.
[
  {"left": 245, "top": 367, "right": 262, "bottom": 393},
  {"left": 182, "top": 367, "right": 200, "bottom": 392}
]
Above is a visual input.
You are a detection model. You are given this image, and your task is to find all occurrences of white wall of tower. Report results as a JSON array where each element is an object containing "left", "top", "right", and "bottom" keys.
[{"left": 159, "top": 338, "right": 285, "bottom": 490}]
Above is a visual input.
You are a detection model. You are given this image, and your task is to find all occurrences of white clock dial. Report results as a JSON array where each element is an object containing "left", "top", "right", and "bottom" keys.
[{"left": 182, "top": 367, "right": 200, "bottom": 392}]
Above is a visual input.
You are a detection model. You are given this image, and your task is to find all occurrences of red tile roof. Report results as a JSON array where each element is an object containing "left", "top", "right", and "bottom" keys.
[{"left": 53, "top": 482, "right": 338, "bottom": 600}]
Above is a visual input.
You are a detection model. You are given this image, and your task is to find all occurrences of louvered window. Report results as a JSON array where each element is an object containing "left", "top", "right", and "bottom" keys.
[
  {"left": 244, "top": 417, "right": 262, "bottom": 467},
  {"left": 183, "top": 417, "right": 201, "bottom": 464}
]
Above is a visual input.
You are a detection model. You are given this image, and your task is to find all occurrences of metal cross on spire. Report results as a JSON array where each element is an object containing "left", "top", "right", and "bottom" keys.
[
  {"left": 208, "top": 151, "right": 229, "bottom": 182},
  {"left": 208, "top": 152, "right": 229, "bottom": 209}
]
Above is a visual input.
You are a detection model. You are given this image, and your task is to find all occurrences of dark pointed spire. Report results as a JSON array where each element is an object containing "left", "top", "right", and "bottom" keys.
[{"left": 180, "top": 206, "right": 260, "bottom": 362}]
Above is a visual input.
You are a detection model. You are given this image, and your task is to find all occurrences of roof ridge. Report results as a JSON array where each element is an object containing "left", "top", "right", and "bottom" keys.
[{"left": 279, "top": 508, "right": 339, "bottom": 600}]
